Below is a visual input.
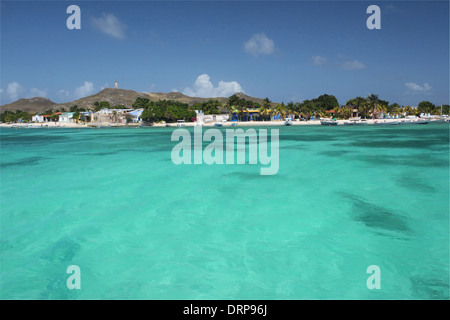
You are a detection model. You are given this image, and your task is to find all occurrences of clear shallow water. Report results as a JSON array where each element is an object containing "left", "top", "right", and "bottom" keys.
[{"left": 0, "top": 124, "right": 449, "bottom": 299}]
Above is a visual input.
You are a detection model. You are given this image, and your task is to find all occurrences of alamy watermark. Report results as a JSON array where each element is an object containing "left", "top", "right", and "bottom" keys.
[
  {"left": 366, "top": 265, "right": 381, "bottom": 289},
  {"left": 171, "top": 127, "right": 279, "bottom": 175},
  {"left": 66, "top": 265, "right": 81, "bottom": 290}
]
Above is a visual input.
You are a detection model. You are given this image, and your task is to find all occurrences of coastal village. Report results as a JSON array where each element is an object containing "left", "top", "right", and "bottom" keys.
[{"left": 1, "top": 85, "right": 449, "bottom": 127}]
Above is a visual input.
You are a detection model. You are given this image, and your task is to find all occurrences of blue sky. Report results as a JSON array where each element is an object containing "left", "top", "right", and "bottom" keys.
[{"left": 1, "top": 0, "right": 449, "bottom": 106}]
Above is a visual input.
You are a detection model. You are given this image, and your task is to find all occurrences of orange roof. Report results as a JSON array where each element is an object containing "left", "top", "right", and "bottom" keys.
[{"left": 326, "top": 109, "right": 335, "bottom": 113}]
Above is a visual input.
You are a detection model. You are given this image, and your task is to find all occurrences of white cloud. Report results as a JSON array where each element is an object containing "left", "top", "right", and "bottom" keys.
[
  {"left": 342, "top": 60, "right": 366, "bottom": 70},
  {"left": 58, "top": 89, "right": 70, "bottom": 97},
  {"left": 6, "top": 82, "right": 24, "bottom": 101},
  {"left": 75, "top": 81, "right": 95, "bottom": 98},
  {"left": 244, "top": 33, "right": 275, "bottom": 57},
  {"left": 30, "top": 88, "right": 47, "bottom": 97},
  {"left": 405, "top": 82, "right": 432, "bottom": 93},
  {"left": 92, "top": 13, "right": 126, "bottom": 39},
  {"left": 311, "top": 55, "right": 327, "bottom": 66},
  {"left": 183, "top": 74, "right": 244, "bottom": 98}
]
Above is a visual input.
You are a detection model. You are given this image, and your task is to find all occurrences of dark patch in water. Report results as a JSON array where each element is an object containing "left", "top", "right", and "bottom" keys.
[
  {"left": 41, "top": 238, "right": 80, "bottom": 263},
  {"left": 223, "top": 171, "right": 282, "bottom": 180},
  {"left": 395, "top": 174, "right": 436, "bottom": 193},
  {"left": 282, "top": 134, "right": 337, "bottom": 142},
  {"left": 339, "top": 192, "right": 410, "bottom": 234},
  {"left": 82, "top": 151, "right": 117, "bottom": 156},
  {"left": 40, "top": 272, "right": 79, "bottom": 300},
  {"left": 280, "top": 145, "right": 306, "bottom": 150},
  {"left": 350, "top": 138, "right": 448, "bottom": 150},
  {"left": 0, "top": 134, "right": 67, "bottom": 143},
  {"left": 348, "top": 154, "right": 448, "bottom": 168},
  {"left": 410, "top": 276, "right": 450, "bottom": 299},
  {"left": 1, "top": 156, "right": 48, "bottom": 168},
  {"left": 319, "top": 150, "right": 352, "bottom": 157}
]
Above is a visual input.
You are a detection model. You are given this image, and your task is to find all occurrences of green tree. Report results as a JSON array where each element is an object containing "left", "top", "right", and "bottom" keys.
[
  {"left": 417, "top": 101, "right": 435, "bottom": 114},
  {"left": 132, "top": 97, "right": 150, "bottom": 109},
  {"left": 72, "top": 111, "right": 80, "bottom": 122},
  {"left": 315, "top": 94, "right": 339, "bottom": 110},
  {"left": 367, "top": 94, "right": 379, "bottom": 119},
  {"left": 94, "top": 101, "right": 111, "bottom": 112}
]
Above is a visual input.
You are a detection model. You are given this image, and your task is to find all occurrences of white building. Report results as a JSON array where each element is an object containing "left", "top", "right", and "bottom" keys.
[
  {"left": 195, "top": 110, "right": 229, "bottom": 123},
  {"left": 127, "top": 109, "right": 144, "bottom": 123},
  {"left": 58, "top": 112, "right": 74, "bottom": 122}
]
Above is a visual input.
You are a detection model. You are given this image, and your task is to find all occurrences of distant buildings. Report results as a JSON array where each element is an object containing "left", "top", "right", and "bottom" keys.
[
  {"left": 58, "top": 112, "right": 74, "bottom": 122},
  {"left": 32, "top": 112, "right": 61, "bottom": 122},
  {"left": 195, "top": 110, "right": 229, "bottom": 123}
]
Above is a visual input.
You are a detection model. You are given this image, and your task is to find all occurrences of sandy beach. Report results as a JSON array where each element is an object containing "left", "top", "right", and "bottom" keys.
[{"left": 0, "top": 118, "right": 417, "bottom": 128}]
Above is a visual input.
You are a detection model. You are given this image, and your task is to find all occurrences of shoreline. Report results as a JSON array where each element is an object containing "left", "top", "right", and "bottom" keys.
[{"left": 0, "top": 118, "right": 446, "bottom": 129}]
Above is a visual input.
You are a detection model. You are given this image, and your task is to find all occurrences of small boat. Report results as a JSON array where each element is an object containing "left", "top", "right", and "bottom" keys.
[
  {"left": 345, "top": 118, "right": 368, "bottom": 126},
  {"left": 214, "top": 122, "right": 223, "bottom": 127},
  {"left": 284, "top": 117, "right": 293, "bottom": 126},
  {"left": 176, "top": 120, "right": 186, "bottom": 127},
  {"left": 231, "top": 122, "right": 238, "bottom": 127},
  {"left": 401, "top": 119, "right": 428, "bottom": 125},
  {"left": 165, "top": 124, "right": 171, "bottom": 127},
  {"left": 410, "top": 120, "right": 429, "bottom": 124},
  {"left": 374, "top": 120, "right": 400, "bottom": 125},
  {"left": 320, "top": 118, "right": 338, "bottom": 126}
]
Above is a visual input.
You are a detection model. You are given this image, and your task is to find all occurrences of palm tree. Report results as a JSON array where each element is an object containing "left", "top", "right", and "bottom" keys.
[
  {"left": 404, "top": 106, "right": 414, "bottom": 116},
  {"left": 359, "top": 101, "right": 371, "bottom": 119},
  {"left": 287, "top": 101, "right": 295, "bottom": 119},
  {"left": 367, "top": 94, "right": 379, "bottom": 119},
  {"left": 112, "top": 110, "right": 118, "bottom": 123}
]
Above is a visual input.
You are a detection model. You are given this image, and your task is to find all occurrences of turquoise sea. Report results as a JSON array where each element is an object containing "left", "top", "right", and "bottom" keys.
[{"left": 1, "top": 124, "right": 449, "bottom": 299}]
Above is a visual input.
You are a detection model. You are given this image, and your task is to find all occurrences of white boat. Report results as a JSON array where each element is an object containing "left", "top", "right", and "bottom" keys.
[
  {"left": 401, "top": 115, "right": 428, "bottom": 124},
  {"left": 320, "top": 118, "right": 338, "bottom": 126},
  {"left": 401, "top": 116, "right": 428, "bottom": 124},
  {"left": 176, "top": 120, "right": 186, "bottom": 127},
  {"left": 374, "top": 120, "right": 400, "bottom": 125},
  {"left": 284, "top": 117, "right": 293, "bottom": 126}
]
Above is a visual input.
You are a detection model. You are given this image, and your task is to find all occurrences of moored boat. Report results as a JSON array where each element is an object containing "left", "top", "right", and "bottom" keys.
[
  {"left": 320, "top": 118, "right": 338, "bottom": 126},
  {"left": 374, "top": 120, "right": 400, "bottom": 125}
]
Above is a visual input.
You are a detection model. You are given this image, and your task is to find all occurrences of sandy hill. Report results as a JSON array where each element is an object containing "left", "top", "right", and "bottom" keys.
[
  {"left": 0, "top": 97, "right": 57, "bottom": 113},
  {"left": 1, "top": 88, "right": 274, "bottom": 114}
]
